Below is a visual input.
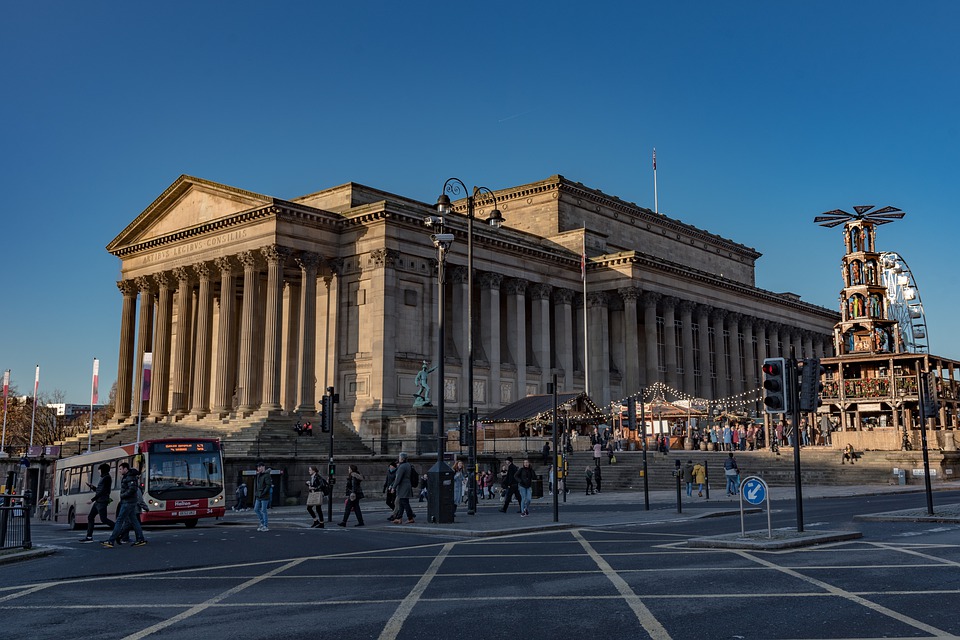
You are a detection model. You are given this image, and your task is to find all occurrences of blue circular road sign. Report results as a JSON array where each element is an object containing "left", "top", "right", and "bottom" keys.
[{"left": 741, "top": 476, "right": 767, "bottom": 505}]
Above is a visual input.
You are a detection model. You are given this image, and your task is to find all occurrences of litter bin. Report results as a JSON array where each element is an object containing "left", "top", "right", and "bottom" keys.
[
  {"left": 532, "top": 478, "right": 544, "bottom": 499},
  {"left": 426, "top": 460, "right": 455, "bottom": 523}
]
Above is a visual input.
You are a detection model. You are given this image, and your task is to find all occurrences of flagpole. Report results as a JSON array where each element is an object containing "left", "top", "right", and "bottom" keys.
[
  {"left": 88, "top": 358, "right": 99, "bottom": 453},
  {"left": 1, "top": 369, "right": 9, "bottom": 454},
  {"left": 29, "top": 365, "right": 39, "bottom": 448},
  {"left": 653, "top": 148, "right": 658, "bottom": 215},
  {"left": 582, "top": 228, "right": 589, "bottom": 396}
]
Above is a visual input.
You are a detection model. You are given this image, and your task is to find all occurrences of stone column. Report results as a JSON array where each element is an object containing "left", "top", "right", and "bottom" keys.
[
  {"left": 505, "top": 278, "right": 528, "bottom": 398},
  {"left": 755, "top": 319, "right": 769, "bottom": 363},
  {"left": 450, "top": 266, "right": 469, "bottom": 365},
  {"left": 742, "top": 316, "right": 757, "bottom": 392},
  {"left": 768, "top": 322, "right": 783, "bottom": 359},
  {"left": 529, "top": 283, "right": 552, "bottom": 393},
  {"left": 662, "top": 296, "right": 679, "bottom": 391},
  {"left": 554, "top": 288, "right": 575, "bottom": 383},
  {"left": 727, "top": 312, "right": 743, "bottom": 396},
  {"left": 115, "top": 280, "right": 138, "bottom": 421},
  {"left": 213, "top": 257, "right": 238, "bottom": 417},
  {"left": 619, "top": 287, "right": 640, "bottom": 396},
  {"left": 296, "top": 253, "right": 320, "bottom": 414},
  {"left": 711, "top": 308, "right": 729, "bottom": 398},
  {"left": 679, "top": 300, "right": 696, "bottom": 396},
  {"left": 149, "top": 272, "right": 174, "bottom": 419},
  {"left": 134, "top": 276, "right": 155, "bottom": 418},
  {"left": 190, "top": 262, "right": 214, "bottom": 417},
  {"left": 587, "top": 291, "right": 610, "bottom": 404},
  {"left": 792, "top": 329, "right": 803, "bottom": 359},
  {"left": 171, "top": 267, "right": 193, "bottom": 417},
  {"left": 696, "top": 305, "right": 712, "bottom": 398},
  {"left": 237, "top": 251, "right": 260, "bottom": 413},
  {"left": 260, "top": 245, "right": 289, "bottom": 411},
  {"left": 574, "top": 294, "right": 585, "bottom": 386},
  {"left": 803, "top": 331, "right": 814, "bottom": 360},
  {"left": 479, "top": 272, "right": 502, "bottom": 405},
  {"left": 641, "top": 291, "right": 660, "bottom": 388}
]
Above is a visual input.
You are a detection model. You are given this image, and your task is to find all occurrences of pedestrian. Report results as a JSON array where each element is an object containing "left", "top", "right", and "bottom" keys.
[
  {"left": 391, "top": 452, "right": 416, "bottom": 524},
  {"left": 383, "top": 460, "right": 398, "bottom": 519},
  {"left": 338, "top": 464, "right": 365, "bottom": 527},
  {"left": 115, "top": 478, "right": 150, "bottom": 544},
  {"left": 593, "top": 462, "right": 602, "bottom": 493},
  {"left": 452, "top": 460, "right": 465, "bottom": 507},
  {"left": 693, "top": 461, "right": 706, "bottom": 497},
  {"left": 253, "top": 461, "right": 272, "bottom": 531},
  {"left": 584, "top": 466, "right": 595, "bottom": 495},
  {"left": 233, "top": 479, "right": 248, "bottom": 511},
  {"left": 542, "top": 441, "right": 551, "bottom": 465},
  {"left": 683, "top": 460, "right": 695, "bottom": 497},
  {"left": 101, "top": 462, "right": 146, "bottom": 548},
  {"left": 593, "top": 441, "right": 602, "bottom": 464},
  {"left": 498, "top": 457, "right": 522, "bottom": 513},
  {"left": 305, "top": 465, "right": 326, "bottom": 528},
  {"left": 80, "top": 463, "right": 115, "bottom": 542},
  {"left": 482, "top": 470, "right": 494, "bottom": 499},
  {"left": 515, "top": 458, "right": 537, "bottom": 517},
  {"left": 304, "top": 421, "right": 313, "bottom": 436},
  {"left": 606, "top": 440, "right": 615, "bottom": 464},
  {"left": 723, "top": 452, "right": 739, "bottom": 496}
]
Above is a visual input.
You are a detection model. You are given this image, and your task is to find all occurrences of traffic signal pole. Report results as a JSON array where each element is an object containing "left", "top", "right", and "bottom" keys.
[{"left": 788, "top": 351, "right": 804, "bottom": 532}]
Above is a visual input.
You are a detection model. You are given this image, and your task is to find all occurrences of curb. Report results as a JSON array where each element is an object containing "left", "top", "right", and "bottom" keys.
[
  {"left": 0, "top": 546, "right": 56, "bottom": 565},
  {"left": 686, "top": 529, "right": 863, "bottom": 550}
]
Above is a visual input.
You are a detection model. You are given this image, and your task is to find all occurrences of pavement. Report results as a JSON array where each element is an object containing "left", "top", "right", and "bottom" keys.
[{"left": 4, "top": 481, "right": 958, "bottom": 562}]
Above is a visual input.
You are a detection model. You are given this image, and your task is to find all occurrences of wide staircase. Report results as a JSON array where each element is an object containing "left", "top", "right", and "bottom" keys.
[
  {"left": 559, "top": 447, "right": 958, "bottom": 494},
  {"left": 56, "top": 412, "right": 374, "bottom": 461}
]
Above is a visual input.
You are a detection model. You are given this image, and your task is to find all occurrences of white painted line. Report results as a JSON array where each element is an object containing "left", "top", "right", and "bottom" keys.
[{"left": 378, "top": 542, "right": 454, "bottom": 640}]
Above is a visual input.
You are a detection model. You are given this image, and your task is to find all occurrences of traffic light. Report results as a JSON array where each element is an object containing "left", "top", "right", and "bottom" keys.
[
  {"left": 626, "top": 398, "right": 637, "bottom": 431},
  {"left": 798, "top": 358, "right": 825, "bottom": 413},
  {"left": 762, "top": 357, "right": 790, "bottom": 414},
  {"left": 459, "top": 412, "right": 469, "bottom": 446},
  {"left": 921, "top": 371, "right": 940, "bottom": 417}
]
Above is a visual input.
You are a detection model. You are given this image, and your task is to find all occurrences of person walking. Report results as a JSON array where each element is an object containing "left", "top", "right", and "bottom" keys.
[
  {"left": 723, "top": 452, "right": 740, "bottom": 496},
  {"left": 253, "top": 461, "right": 272, "bottom": 531},
  {"left": 693, "top": 461, "right": 707, "bottom": 497},
  {"left": 391, "top": 452, "right": 416, "bottom": 524},
  {"left": 584, "top": 466, "right": 595, "bottom": 495},
  {"left": 305, "top": 465, "right": 326, "bottom": 528},
  {"left": 80, "top": 463, "right": 114, "bottom": 542},
  {"left": 383, "top": 460, "right": 398, "bottom": 519},
  {"left": 452, "top": 460, "right": 466, "bottom": 507},
  {"left": 515, "top": 458, "right": 537, "bottom": 517},
  {"left": 101, "top": 462, "right": 146, "bottom": 548},
  {"left": 683, "top": 460, "right": 695, "bottom": 497},
  {"left": 338, "top": 465, "right": 365, "bottom": 527},
  {"left": 499, "top": 457, "right": 522, "bottom": 513},
  {"left": 233, "top": 479, "right": 248, "bottom": 511}
]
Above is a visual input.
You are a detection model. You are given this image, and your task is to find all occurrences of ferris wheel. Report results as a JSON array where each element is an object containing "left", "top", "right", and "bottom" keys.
[{"left": 880, "top": 252, "right": 929, "bottom": 353}]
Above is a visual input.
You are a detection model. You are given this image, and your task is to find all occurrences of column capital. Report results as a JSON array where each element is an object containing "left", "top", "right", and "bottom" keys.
[
  {"left": 449, "top": 265, "right": 469, "bottom": 284},
  {"left": 553, "top": 288, "right": 575, "bottom": 305},
  {"left": 214, "top": 256, "right": 237, "bottom": 274},
  {"left": 710, "top": 307, "right": 728, "bottom": 322},
  {"left": 326, "top": 257, "right": 344, "bottom": 276},
  {"left": 172, "top": 266, "right": 193, "bottom": 284},
  {"left": 117, "top": 280, "right": 138, "bottom": 296},
  {"left": 618, "top": 286, "right": 640, "bottom": 303},
  {"left": 641, "top": 291, "right": 661, "bottom": 308},
  {"left": 239, "top": 250, "right": 260, "bottom": 270},
  {"left": 478, "top": 272, "right": 503, "bottom": 290},
  {"left": 295, "top": 251, "right": 321, "bottom": 271},
  {"left": 261, "top": 244, "right": 290, "bottom": 265},
  {"left": 504, "top": 277, "right": 528, "bottom": 296},
  {"left": 678, "top": 299, "right": 696, "bottom": 315},
  {"left": 587, "top": 291, "right": 608, "bottom": 308},
  {"left": 661, "top": 295, "right": 678, "bottom": 310},
  {"left": 154, "top": 271, "right": 175, "bottom": 289},
  {"left": 725, "top": 311, "right": 742, "bottom": 327},
  {"left": 368, "top": 248, "right": 399, "bottom": 269},
  {"left": 194, "top": 261, "right": 214, "bottom": 280},
  {"left": 134, "top": 276, "right": 155, "bottom": 294},
  {"left": 529, "top": 282, "right": 552, "bottom": 301},
  {"left": 606, "top": 293, "right": 624, "bottom": 311},
  {"left": 696, "top": 303, "right": 712, "bottom": 319}
]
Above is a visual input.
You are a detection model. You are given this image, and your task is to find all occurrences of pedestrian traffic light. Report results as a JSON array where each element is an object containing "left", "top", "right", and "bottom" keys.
[
  {"left": 920, "top": 371, "right": 940, "bottom": 417},
  {"left": 762, "top": 357, "right": 790, "bottom": 414},
  {"left": 798, "top": 358, "right": 825, "bottom": 413},
  {"left": 459, "top": 412, "right": 469, "bottom": 446}
]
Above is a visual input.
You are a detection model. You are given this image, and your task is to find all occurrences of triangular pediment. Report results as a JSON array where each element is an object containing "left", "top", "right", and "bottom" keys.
[{"left": 107, "top": 175, "right": 273, "bottom": 253}]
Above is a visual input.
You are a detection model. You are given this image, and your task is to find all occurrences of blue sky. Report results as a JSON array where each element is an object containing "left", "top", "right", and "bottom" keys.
[{"left": 2, "top": 2, "right": 957, "bottom": 403}]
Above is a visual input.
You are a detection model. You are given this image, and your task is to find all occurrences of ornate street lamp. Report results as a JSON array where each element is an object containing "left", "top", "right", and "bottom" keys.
[{"left": 436, "top": 178, "right": 503, "bottom": 516}]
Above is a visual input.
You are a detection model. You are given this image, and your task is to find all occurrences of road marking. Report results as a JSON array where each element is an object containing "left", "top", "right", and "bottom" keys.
[
  {"left": 122, "top": 558, "right": 306, "bottom": 640},
  {"left": 573, "top": 530, "right": 672, "bottom": 640},
  {"left": 378, "top": 542, "right": 454, "bottom": 640},
  {"left": 869, "top": 541, "right": 960, "bottom": 567},
  {"left": 734, "top": 550, "right": 953, "bottom": 638}
]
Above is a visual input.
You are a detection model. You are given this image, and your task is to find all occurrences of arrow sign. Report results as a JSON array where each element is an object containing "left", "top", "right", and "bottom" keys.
[{"left": 742, "top": 477, "right": 767, "bottom": 505}]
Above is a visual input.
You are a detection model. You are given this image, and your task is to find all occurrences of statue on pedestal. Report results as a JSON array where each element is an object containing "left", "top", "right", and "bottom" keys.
[{"left": 413, "top": 361, "right": 437, "bottom": 408}]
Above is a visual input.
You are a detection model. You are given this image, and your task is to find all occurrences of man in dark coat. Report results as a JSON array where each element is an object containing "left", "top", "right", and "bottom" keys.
[
  {"left": 80, "top": 463, "right": 115, "bottom": 542},
  {"left": 499, "top": 457, "right": 522, "bottom": 513},
  {"left": 391, "top": 452, "right": 416, "bottom": 524},
  {"left": 101, "top": 462, "right": 146, "bottom": 548}
]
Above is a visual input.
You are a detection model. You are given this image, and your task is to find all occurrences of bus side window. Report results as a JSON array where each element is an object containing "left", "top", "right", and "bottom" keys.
[
  {"left": 80, "top": 466, "right": 92, "bottom": 493},
  {"left": 61, "top": 469, "right": 70, "bottom": 496},
  {"left": 69, "top": 468, "right": 81, "bottom": 495}
]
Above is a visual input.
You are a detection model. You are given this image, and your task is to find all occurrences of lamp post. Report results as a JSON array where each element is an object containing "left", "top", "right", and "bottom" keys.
[{"left": 436, "top": 179, "right": 503, "bottom": 516}]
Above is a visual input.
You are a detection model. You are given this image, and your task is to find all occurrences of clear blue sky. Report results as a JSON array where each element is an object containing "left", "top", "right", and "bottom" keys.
[{"left": 2, "top": 2, "right": 957, "bottom": 403}]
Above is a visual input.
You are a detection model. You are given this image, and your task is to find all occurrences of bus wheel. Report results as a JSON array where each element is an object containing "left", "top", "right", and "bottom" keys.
[
  {"left": 68, "top": 508, "right": 80, "bottom": 530},
  {"left": 184, "top": 519, "right": 199, "bottom": 529}
]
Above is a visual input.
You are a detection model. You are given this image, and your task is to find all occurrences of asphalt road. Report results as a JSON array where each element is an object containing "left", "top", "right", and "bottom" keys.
[{"left": 3, "top": 489, "right": 960, "bottom": 640}]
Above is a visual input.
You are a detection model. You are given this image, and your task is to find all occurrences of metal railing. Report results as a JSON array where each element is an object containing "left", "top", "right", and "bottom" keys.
[{"left": 1, "top": 472, "right": 32, "bottom": 550}]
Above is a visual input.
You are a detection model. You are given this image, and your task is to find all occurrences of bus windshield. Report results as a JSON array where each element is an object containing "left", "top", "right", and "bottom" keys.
[{"left": 147, "top": 450, "right": 224, "bottom": 499}]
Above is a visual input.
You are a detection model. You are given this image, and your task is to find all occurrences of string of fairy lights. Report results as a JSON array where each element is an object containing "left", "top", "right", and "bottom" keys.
[{"left": 525, "top": 381, "right": 764, "bottom": 425}]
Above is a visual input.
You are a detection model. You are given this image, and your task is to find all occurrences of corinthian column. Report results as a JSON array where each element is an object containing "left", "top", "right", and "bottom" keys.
[
  {"left": 587, "top": 291, "right": 610, "bottom": 404},
  {"left": 696, "top": 305, "right": 712, "bottom": 397},
  {"left": 171, "top": 267, "right": 193, "bottom": 417},
  {"left": 190, "top": 262, "right": 214, "bottom": 417},
  {"left": 479, "top": 272, "right": 503, "bottom": 405},
  {"left": 529, "top": 283, "right": 552, "bottom": 393},
  {"left": 149, "top": 272, "right": 174, "bottom": 419},
  {"left": 619, "top": 287, "right": 639, "bottom": 396},
  {"left": 505, "top": 278, "right": 528, "bottom": 398},
  {"left": 115, "top": 280, "right": 138, "bottom": 421},
  {"left": 662, "top": 296, "right": 679, "bottom": 390},
  {"left": 679, "top": 300, "right": 696, "bottom": 396},
  {"left": 134, "top": 276, "right": 155, "bottom": 418},
  {"left": 641, "top": 291, "right": 660, "bottom": 388},
  {"left": 554, "top": 288, "right": 575, "bottom": 382},
  {"left": 237, "top": 251, "right": 259, "bottom": 413},
  {"left": 727, "top": 312, "right": 743, "bottom": 396},
  {"left": 712, "top": 308, "right": 729, "bottom": 398},
  {"left": 213, "top": 257, "right": 238, "bottom": 417},
  {"left": 296, "top": 252, "right": 320, "bottom": 413},
  {"left": 742, "top": 316, "right": 757, "bottom": 392},
  {"left": 261, "top": 245, "right": 289, "bottom": 411}
]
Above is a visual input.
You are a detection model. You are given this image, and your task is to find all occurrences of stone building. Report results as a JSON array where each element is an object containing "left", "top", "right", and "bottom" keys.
[{"left": 106, "top": 174, "right": 837, "bottom": 442}]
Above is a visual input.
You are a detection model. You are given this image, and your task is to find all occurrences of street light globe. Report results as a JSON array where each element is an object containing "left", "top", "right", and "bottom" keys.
[
  {"left": 436, "top": 194, "right": 452, "bottom": 216},
  {"left": 486, "top": 207, "right": 504, "bottom": 228}
]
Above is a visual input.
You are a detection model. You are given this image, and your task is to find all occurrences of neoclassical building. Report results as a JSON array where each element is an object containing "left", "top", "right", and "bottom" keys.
[{"left": 106, "top": 174, "right": 837, "bottom": 440}]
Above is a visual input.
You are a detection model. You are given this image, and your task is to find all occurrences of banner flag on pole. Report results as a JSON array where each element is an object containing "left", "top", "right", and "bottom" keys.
[
  {"left": 91, "top": 358, "right": 100, "bottom": 405},
  {"left": 141, "top": 353, "right": 153, "bottom": 402},
  {"left": 34, "top": 364, "right": 40, "bottom": 397},
  {"left": 652, "top": 148, "right": 657, "bottom": 171},
  {"left": 2, "top": 369, "right": 8, "bottom": 401}
]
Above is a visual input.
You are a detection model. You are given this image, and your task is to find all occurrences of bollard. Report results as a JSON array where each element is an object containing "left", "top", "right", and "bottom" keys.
[
  {"left": 675, "top": 467, "right": 682, "bottom": 514},
  {"left": 22, "top": 488, "right": 33, "bottom": 550},
  {"left": 704, "top": 460, "right": 710, "bottom": 501}
]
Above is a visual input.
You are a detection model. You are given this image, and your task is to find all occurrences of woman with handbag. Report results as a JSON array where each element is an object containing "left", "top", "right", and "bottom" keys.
[
  {"left": 338, "top": 465, "right": 365, "bottom": 527},
  {"left": 305, "top": 465, "right": 326, "bottom": 528}
]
